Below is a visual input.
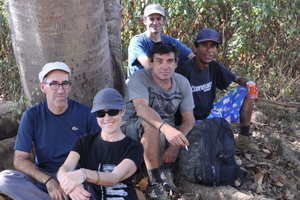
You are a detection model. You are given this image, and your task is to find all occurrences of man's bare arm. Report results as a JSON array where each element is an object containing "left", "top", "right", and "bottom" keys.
[
  {"left": 137, "top": 55, "right": 151, "bottom": 69},
  {"left": 234, "top": 76, "right": 249, "bottom": 87},
  {"left": 14, "top": 150, "right": 51, "bottom": 183},
  {"left": 132, "top": 98, "right": 189, "bottom": 146},
  {"left": 14, "top": 150, "right": 66, "bottom": 199},
  {"left": 133, "top": 98, "right": 164, "bottom": 129}
]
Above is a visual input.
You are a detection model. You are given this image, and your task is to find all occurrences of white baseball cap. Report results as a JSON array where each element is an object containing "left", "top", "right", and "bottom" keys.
[
  {"left": 143, "top": 4, "right": 165, "bottom": 17},
  {"left": 39, "top": 62, "right": 71, "bottom": 82}
]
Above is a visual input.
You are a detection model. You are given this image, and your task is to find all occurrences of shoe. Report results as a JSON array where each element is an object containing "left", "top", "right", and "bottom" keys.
[
  {"left": 160, "top": 169, "right": 178, "bottom": 197},
  {"left": 236, "top": 135, "right": 259, "bottom": 152},
  {"left": 146, "top": 183, "right": 171, "bottom": 200}
]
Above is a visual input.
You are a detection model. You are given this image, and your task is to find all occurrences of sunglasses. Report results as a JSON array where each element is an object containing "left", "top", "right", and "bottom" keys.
[{"left": 95, "top": 109, "right": 120, "bottom": 118}]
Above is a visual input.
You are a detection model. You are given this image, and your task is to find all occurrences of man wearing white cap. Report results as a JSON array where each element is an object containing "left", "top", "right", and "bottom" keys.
[
  {"left": 0, "top": 62, "right": 100, "bottom": 200},
  {"left": 127, "top": 3, "right": 194, "bottom": 80}
]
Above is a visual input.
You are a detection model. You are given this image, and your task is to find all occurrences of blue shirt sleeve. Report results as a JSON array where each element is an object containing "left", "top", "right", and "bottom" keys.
[
  {"left": 127, "top": 34, "right": 153, "bottom": 77},
  {"left": 128, "top": 36, "right": 146, "bottom": 66}
]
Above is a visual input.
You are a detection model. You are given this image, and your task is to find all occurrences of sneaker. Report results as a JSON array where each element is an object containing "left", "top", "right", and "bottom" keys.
[
  {"left": 146, "top": 183, "right": 171, "bottom": 200},
  {"left": 160, "top": 168, "right": 178, "bottom": 196},
  {"left": 236, "top": 135, "right": 259, "bottom": 152}
]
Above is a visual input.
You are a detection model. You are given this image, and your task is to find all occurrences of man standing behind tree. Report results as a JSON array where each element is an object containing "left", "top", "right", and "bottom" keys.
[
  {"left": 176, "top": 28, "right": 259, "bottom": 151},
  {"left": 0, "top": 62, "right": 100, "bottom": 200},
  {"left": 127, "top": 3, "right": 194, "bottom": 80},
  {"left": 122, "top": 42, "right": 195, "bottom": 199}
]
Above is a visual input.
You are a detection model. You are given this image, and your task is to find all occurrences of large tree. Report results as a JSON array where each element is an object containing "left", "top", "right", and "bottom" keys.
[{"left": 5, "top": 0, "right": 124, "bottom": 106}]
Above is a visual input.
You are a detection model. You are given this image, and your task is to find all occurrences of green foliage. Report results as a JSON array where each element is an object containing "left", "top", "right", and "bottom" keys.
[
  {"left": 0, "top": 0, "right": 25, "bottom": 119},
  {"left": 0, "top": 0, "right": 299, "bottom": 103},
  {"left": 0, "top": 0, "right": 20, "bottom": 101},
  {"left": 121, "top": 0, "right": 300, "bottom": 102},
  {"left": 15, "top": 95, "right": 30, "bottom": 115}
]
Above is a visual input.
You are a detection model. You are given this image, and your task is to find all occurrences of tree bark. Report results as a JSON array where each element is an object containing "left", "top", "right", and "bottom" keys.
[
  {"left": 103, "top": 0, "right": 124, "bottom": 96},
  {"left": 0, "top": 100, "right": 18, "bottom": 140},
  {"left": 0, "top": 137, "right": 15, "bottom": 171},
  {"left": 5, "top": 0, "right": 123, "bottom": 106}
]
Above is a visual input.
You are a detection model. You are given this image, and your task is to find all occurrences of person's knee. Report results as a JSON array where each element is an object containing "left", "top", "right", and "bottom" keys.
[
  {"left": 121, "top": 119, "right": 142, "bottom": 141},
  {"left": 0, "top": 170, "right": 12, "bottom": 182},
  {"left": 0, "top": 170, "right": 16, "bottom": 191},
  {"left": 0, "top": 170, "right": 6, "bottom": 189},
  {"left": 142, "top": 121, "right": 159, "bottom": 138}
]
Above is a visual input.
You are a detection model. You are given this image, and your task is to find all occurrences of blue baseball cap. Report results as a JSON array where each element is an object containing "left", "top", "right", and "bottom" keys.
[
  {"left": 194, "top": 28, "right": 221, "bottom": 44},
  {"left": 91, "top": 88, "right": 125, "bottom": 113}
]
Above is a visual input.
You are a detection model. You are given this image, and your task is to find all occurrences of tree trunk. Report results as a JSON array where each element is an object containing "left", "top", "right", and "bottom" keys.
[
  {"left": 5, "top": 0, "right": 124, "bottom": 106},
  {"left": 102, "top": 0, "right": 124, "bottom": 96}
]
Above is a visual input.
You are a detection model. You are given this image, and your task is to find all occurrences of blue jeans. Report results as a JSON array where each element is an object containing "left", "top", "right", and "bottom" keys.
[{"left": 0, "top": 169, "right": 52, "bottom": 200}]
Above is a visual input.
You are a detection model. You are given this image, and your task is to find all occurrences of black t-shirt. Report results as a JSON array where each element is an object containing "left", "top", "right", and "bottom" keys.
[
  {"left": 73, "top": 133, "right": 144, "bottom": 200},
  {"left": 176, "top": 59, "right": 236, "bottom": 120}
]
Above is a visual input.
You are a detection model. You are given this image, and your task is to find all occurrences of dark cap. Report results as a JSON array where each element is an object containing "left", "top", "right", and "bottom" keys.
[
  {"left": 91, "top": 88, "right": 125, "bottom": 113},
  {"left": 194, "top": 28, "right": 221, "bottom": 44}
]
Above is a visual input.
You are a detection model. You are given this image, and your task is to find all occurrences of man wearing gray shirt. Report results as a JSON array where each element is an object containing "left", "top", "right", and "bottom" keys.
[{"left": 122, "top": 42, "right": 195, "bottom": 200}]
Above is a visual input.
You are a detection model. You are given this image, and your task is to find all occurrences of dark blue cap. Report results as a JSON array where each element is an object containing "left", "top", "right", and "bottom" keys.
[
  {"left": 194, "top": 28, "right": 221, "bottom": 44},
  {"left": 91, "top": 88, "right": 125, "bottom": 113}
]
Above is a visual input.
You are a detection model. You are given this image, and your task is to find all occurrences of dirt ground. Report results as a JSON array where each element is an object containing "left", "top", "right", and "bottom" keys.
[
  {"left": 229, "top": 101, "right": 300, "bottom": 200},
  {"left": 1, "top": 99, "right": 299, "bottom": 200}
]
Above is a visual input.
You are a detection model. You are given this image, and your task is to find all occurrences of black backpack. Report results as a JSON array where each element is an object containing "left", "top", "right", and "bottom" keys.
[{"left": 179, "top": 117, "right": 245, "bottom": 187}]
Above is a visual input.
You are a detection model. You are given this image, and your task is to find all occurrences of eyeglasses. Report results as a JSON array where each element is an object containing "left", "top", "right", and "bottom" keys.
[
  {"left": 43, "top": 81, "right": 71, "bottom": 90},
  {"left": 95, "top": 109, "right": 120, "bottom": 118}
]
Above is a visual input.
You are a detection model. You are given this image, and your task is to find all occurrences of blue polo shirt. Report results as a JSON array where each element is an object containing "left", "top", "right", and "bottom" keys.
[{"left": 15, "top": 99, "right": 100, "bottom": 173}]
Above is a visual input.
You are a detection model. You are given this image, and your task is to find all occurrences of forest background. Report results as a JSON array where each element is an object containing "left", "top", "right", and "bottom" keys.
[{"left": 1, "top": 0, "right": 299, "bottom": 105}]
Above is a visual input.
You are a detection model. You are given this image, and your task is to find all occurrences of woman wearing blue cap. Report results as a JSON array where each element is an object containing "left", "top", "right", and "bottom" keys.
[{"left": 57, "top": 88, "right": 144, "bottom": 200}]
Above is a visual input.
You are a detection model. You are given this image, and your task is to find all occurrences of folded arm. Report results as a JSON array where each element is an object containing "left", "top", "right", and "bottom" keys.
[
  {"left": 133, "top": 97, "right": 189, "bottom": 147},
  {"left": 58, "top": 151, "right": 137, "bottom": 195},
  {"left": 137, "top": 55, "right": 151, "bottom": 69}
]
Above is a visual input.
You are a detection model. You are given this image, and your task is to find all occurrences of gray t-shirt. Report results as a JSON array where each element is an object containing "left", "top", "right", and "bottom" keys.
[{"left": 123, "top": 68, "right": 194, "bottom": 126}]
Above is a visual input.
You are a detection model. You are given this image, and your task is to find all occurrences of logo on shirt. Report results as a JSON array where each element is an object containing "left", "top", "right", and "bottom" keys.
[
  {"left": 101, "top": 164, "right": 128, "bottom": 199},
  {"left": 71, "top": 126, "right": 78, "bottom": 131},
  {"left": 191, "top": 82, "right": 212, "bottom": 93}
]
